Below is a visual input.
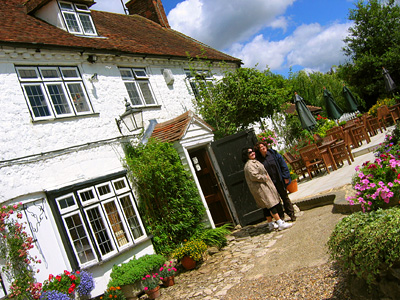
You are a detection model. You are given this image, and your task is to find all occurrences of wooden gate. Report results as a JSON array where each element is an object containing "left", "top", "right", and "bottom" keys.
[{"left": 211, "top": 129, "right": 264, "bottom": 226}]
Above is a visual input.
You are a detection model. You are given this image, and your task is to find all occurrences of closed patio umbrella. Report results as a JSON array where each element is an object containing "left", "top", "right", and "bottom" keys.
[
  {"left": 342, "top": 85, "right": 359, "bottom": 113},
  {"left": 382, "top": 67, "right": 397, "bottom": 93},
  {"left": 294, "top": 92, "right": 317, "bottom": 131},
  {"left": 323, "top": 87, "right": 343, "bottom": 120}
]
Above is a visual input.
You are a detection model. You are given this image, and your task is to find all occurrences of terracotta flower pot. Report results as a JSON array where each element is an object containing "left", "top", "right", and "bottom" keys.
[
  {"left": 144, "top": 285, "right": 160, "bottom": 299},
  {"left": 161, "top": 276, "right": 175, "bottom": 287},
  {"left": 287, "top": 180, "right": 298, "bottom": 193},
  {"left": 181, "top": 256, "right": 197, "bottom": 270}
]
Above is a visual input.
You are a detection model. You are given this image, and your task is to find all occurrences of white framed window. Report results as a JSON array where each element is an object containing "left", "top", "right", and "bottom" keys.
[
  {"left": 54, "top": 176, "right": 146, "bottom": 267},
  {"left": 16, "top": 66, "right": 94, "bottom": 120},
  {"left": 120, "top": 68, "right": 157, "bottom": 107},
  {"left": 184, "top": 69, "right": 214, "bottom": 99},
  {"left": 58, "top": 1, "right": 97, "bottom": 36}
]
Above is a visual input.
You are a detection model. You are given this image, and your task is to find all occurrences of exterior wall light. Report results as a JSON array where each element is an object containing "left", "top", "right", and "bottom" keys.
[{"left": 116, "top": 98, "right": 143, "bottom": 134}]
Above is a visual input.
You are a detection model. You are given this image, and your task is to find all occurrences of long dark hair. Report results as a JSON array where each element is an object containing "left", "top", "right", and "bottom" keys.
[{"left": 241, "top": 147, "right": 253, "bottom": 163}]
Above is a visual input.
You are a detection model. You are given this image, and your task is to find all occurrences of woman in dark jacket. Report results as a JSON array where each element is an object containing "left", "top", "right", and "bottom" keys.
[{"left": 254, "top": 141, "right": 296, "bottom": 221}]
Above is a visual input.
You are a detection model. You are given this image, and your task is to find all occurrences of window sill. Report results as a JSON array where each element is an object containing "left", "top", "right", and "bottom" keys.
[
  {"left": 134, "top": 104, "right": 162, "bottom": 110},
  {"left": 81, "top": 234, "right": 154, "bottom": 270},
  {"left": 31, "top": 113, "right": 100, "bottom": 124}
]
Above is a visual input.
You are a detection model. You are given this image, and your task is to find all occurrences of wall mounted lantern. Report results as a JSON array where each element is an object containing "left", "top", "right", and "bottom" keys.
[{"left": 116, "top": 98, "right": 143, "bottom": 134}]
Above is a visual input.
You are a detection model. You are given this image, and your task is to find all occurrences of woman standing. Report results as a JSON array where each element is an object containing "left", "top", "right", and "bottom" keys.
[
  {"left": 255, "top": 141, "right": 296, "bottom": 222},
  {"left": 242, "top": 147, "right": 292, "bottom": 231}
]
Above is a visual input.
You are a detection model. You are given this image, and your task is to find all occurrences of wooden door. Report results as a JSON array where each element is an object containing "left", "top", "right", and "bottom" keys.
[
  {"left": 189, "top": 148, "right": 233, "bottom": 226},
  {"left": 211, "top": 129, "right": 263, "bottom": 226}
]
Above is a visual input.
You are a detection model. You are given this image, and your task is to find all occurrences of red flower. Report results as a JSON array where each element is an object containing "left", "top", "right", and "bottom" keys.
[
  {"left": 64, "top": 270, "right": 70, "bottom": 276},
  {"left": 56, "top": 275, "right": 62, "bottom": 282},
  {"left": 70, "top": 275, "right": 76, "bottom": 281}
]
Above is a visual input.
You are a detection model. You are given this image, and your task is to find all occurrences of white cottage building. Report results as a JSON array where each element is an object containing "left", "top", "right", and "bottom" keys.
[{"left": 0, "top": 0, "right": 241, "bottom": 297}]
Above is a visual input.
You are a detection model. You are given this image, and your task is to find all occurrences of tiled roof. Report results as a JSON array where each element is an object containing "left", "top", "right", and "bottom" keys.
[
  {"left": 285, "top": 103, "right": 322, "bottom": 115},
  {"left": 151, "top": 111, "right": 213, "bottom": 142},
  {"left": 1, "top": 0, "right": 241, "bottom": 64}
]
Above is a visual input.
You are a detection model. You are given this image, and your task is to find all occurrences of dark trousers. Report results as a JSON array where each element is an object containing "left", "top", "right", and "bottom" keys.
[
  {"left": 274, "top": 180, "right": 295, "bottom": 218},
  {"left": 262, "top": 204, "right": 279, "bottom": 218}
]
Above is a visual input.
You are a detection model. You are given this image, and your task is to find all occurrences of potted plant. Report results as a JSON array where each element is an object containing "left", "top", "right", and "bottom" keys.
[
  {"left": 159, "top": 262, "right": 177, "bottom": 287},
  {"left": 256, "top": 129, "right": 278, "bottom": 148},
  {"left": 287, "top": 170, "right": 299, "bottom": 193},
  {"left": 100, "top": 286, "right": 126, "bottom": 300},
  {"left": 108, "top": 254, "right": 165, "bottom": 299},
  {"left": 42, "top": 270, "right": 81, "bottom": 296},
  {"left": 142, "top": 273, "right": 161, "bottom": 299},
  {"left": 172, "top": 240, "right": 207, "bottom": 270}
]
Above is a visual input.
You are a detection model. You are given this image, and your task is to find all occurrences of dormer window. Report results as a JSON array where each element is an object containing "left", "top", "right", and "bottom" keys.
[{"left": 58, "top": 1, "right": 97, "bottom": 36}]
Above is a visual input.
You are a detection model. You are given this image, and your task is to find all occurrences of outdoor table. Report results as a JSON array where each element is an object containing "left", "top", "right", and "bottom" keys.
[{"left": 317, "top": 139, "right": 338, "bottom": 171}]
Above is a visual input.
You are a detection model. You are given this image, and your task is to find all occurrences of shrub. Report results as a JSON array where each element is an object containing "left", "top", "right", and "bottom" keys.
[
  {"left": 108, "top": 254, "right": 165, "bottom": 287},
  {"left": 328, "top": 207, "right": 400, "bottom": 285},
  {"left": 191, "top": 224, "right": 232, "bottom": 249},
  {"left": 125, "top": 139, "right": 205, "bottom": 255}
]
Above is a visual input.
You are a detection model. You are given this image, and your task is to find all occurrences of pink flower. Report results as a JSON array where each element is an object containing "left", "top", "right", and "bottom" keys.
[{"left": 144, "top": 287, "right": 148, "bottom": 291}]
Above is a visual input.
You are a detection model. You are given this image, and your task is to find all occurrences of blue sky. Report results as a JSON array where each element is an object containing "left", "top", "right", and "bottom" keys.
[{"left": 91, "top": 0, "right": 357, "bottom": 78}]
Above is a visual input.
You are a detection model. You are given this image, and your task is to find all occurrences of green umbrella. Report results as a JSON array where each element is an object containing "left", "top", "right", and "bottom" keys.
[
  {"left": 342, "top": 85, "right": 359, "bottom": 113},
  {"left": 294, "top": 92, "right": 317, "bottom": 131},
  {"left": 323, "top": 88, "right": 343, "bottom": 120}
]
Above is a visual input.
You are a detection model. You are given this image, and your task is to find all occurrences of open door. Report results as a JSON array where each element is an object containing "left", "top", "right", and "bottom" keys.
[
  {"left": 211, "top": 129, "right": 263, "bottom": 226},
  {"left": 189, "top": 148, "right": 233, "bottom": 226}
]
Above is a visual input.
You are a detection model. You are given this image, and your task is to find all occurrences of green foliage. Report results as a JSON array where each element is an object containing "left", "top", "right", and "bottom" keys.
[
  {"left": 339, "top": 0, "right": 400, "bottom": 108},
  {"left": 125, "top": 139, "right": 205, "bottom": 255},
  {"left": 108, "top": 254, "right": 166, "bottom": 287},
  {"left": 288, "top": 69, "right": 362, "bottom": 111},
  {"left": 191, "top": 223, "right": 233, "bottom": 249},
  {"left": 367, "top": 97, "right": 397, "bottom": 116},
  {"left": 172, "top": 240, "right": 208, "bottom": 261},
  {"left": 328, "top": 207, "right": 400, "bottom": 285},
  {"left": 192, "top": 67, "right": 291, "bottom": 139},
  {"left": 314, "top": 115, "right": 336, "bottom": 137}
]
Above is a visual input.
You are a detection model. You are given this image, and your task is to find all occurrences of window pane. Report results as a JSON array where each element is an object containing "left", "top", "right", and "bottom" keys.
[
  {"left": 18, "top": 69, "right": 39, "bottom": 79},
  {"left": 65, "top": 214, "right": 96, "bottom": 264},
  {"left": 79, "top": 189, "right": 96, "bottom": 203},
  {"left": 41, "top": 69, "right": 59, "bottom": 79},
  {"left": 60, "top": 2, "right": 74, "bottom": 10},
  {"left": 78, "top": 14, "right": 95, "bottom": 34},
  {"left": 120, "top": 195, "right": 144, "bottom": 239},
  {"left": 47, "top": 84, "right": 72, "bottom": 115},
  {"left": 58, "top": 195, "right": 75, "bottom": 210},
  {"left": 61, "top": 68, "right": 79, "bottom": 79},
  {"left": 133, "top": 69, "right": 147, "bottom": 78},
  {"left": 67, "top": 83, "right": 90, "bottom": 113},
  {"left": 113, "top": 179, "right": 126, "bottom": 191},
  {"left": 86, "top": 207, "right": 114, "bottom": 255},
  {"left": 120, "top": 69, "right": 133, "bottom": 79},
  {"left": 63, "top": 12, "right": 81, "bottom": 33},
  {"left": 138, "top": 82, "right": 155, "bottom": 105},
  {"left": 125, "top": 82, "right": 142, "bottom": 105},
  {"left": 97, "top": 185, "right": 112, "bottom": 197},
  {"left": 24, "top": 85, "right": 51, "bottom": 118},
  {"left": 104, "top": 201, "right": 129, "bottom": 247}
]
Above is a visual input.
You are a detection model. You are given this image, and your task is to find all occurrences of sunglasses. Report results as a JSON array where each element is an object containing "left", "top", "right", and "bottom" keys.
[{"left": 248, "top": 150, "right": 255, "bottom": 154}]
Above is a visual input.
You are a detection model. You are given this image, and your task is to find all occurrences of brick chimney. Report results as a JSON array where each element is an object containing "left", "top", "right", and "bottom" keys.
[{"left": 125, "top": 0, "right": 170, "bottom": 28}]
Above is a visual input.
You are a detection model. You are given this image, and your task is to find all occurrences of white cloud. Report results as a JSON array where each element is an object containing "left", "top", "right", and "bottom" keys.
[
  {"left": 168, "top": 0, "right": 295, "bottom": 49},
  {"left": 229, "top": 21, "right": 352, "bottom": 73}
]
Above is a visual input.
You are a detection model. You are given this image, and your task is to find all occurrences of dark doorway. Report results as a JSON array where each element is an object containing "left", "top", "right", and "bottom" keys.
[{"left": 189, "top": 148, "right": 233, "bottom": 226}]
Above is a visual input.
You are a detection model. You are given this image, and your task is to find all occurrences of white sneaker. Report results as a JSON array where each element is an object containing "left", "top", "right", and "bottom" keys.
[
  {"left": 277, "top": 220, "right": 292, "bottom": 231},
  {"left": 267, "top": 222, "right": 278, "bottom": 231}
]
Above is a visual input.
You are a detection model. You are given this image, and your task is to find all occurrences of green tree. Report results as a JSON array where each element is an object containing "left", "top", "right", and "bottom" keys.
[
  {"left": 339, "top": 0, "right": 400, "bottom": 108},
  {"left": 124, "top": 139, "right": 205, "bottom": 255},
  {"left": 193, "top": 67, "right": 290, "bottom": 139}
]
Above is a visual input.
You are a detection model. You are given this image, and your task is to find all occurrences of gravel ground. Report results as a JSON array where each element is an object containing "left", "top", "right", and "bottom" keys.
[{"left": 225, "top": 262, "right": 351, "bottom": 299}]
